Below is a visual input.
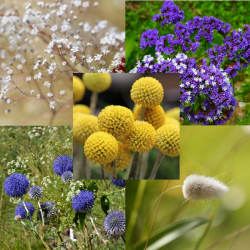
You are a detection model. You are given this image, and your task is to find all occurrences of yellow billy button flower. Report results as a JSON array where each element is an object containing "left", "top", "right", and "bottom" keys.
[
  {"left": 73, "top": 76, "right": 85, "bottom": 103},
  {"left": 73, "top": 104, "right": 91, "bottom": 115},
  {"left": 130, "top": 77, "right": 164, "bottom": 108},
  {"left": 134, "top": 105, "right": 165, "bottom": 130},
  {"left": 83, "top": 73, "right": 112, "bottom": 93},
  {"left": 126, "top": 121, "right": 156, "bottom": 152},
  {"left": 104, "top": 141, "right": 131, "bottom": 173},
  {"left": 155, "top": 124, "right": 180, "bottom": 157},
  {"left": 73, "top": 115, "right": 99, "bottom": 144},
  {"left": 165, "top": 117, "right": 180, "bottom": 126},
  {"left": 165, "top": 107, "right": 180, "bottom": 121},
  {"left": 84, "top": 132, "right": 119, "bottom": 165},
  {"left": 98, "top": 105, "right": 134, "bottom": 137}
]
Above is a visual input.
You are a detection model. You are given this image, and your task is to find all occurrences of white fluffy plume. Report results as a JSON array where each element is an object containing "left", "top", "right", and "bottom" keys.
[{"left": 182, "top": 174, "right": 229, "bottom": 201}]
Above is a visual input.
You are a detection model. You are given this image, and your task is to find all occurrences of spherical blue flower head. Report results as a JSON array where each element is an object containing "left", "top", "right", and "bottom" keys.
[
  {"left": 15, "top": 202, "right": 35, "bottom": 219},
  {"left": 38, "top": 202, "right": 58, "bottom": 220},
  {"left": 4, "top": 173, "right": 29, "bottom": 197},
  {"left": 111, "top": 180, "right": 126, "bottom": 188},
  {"left": 61, "top": 171, "right": 73, "bottom": 183},
  {"left": 29, "top": 186, "right": 43, "bottom": 200},
  {"left": 53, "top": 155, "right": 73, "bottom": 176},
  {"left": 72, "top": 190, "right": 95, "bottom": 213},
  {"left": 104, "top": 211, "right": 125, "bottom": 238}
]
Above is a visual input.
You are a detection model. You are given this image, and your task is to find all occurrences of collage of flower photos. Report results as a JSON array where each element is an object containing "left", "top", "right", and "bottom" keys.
[{"left": 1, "top": 0, "right": 250, "bottom": 250}]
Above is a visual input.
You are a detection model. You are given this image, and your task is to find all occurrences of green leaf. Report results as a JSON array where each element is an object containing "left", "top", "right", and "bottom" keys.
[
  {"left": 100, "top": 195, "right": 110, "bottom": 215},
  {"left": 73, "top": 212, "right": 87, "bottom": 230},
  {"left": 135, "top": 217, "right": 209, "bottom": 250},
  {"left": 125, "top": 32, "right": 136, "bottom": 62},
  {"left": 88, "top": 181, "right": 98, "bottom": 195}
]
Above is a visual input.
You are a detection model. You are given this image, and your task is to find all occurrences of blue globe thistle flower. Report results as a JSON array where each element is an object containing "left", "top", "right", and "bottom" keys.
[
  {"left": 15, "top": 202, "right": 35, "bottom": 219},
  {"left": 104, "top": 211, "right": 125, "bottom": 238},
  {"left": 53, "top": 155, "right": 73, "bottom": 176},
  {"left": 29, "top": 186, "right": 43, "bottom": 199},
  {"left": 4, "top": 173, "right": 29, "bottom": 197},
  {"left": 61, "top": 171, "right": 73, "bottom": 183},
  {"left": 110, "top": 180, "right": 126, "bottom": 188},
  {"left": 38, "top": 202, "right": 58, "bottom": 220},
  {"left": 72, "top": 190, "right": 95, "bottom": 213}
]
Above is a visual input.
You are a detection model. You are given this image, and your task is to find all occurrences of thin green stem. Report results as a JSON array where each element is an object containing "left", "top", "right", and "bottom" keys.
[
  {"left": 100, "top": 164, "right": 105, "bottom": 180},
  {"left": 90, "top": 91, "right": 98, "bottom": 115},
  {"left": 148, "top": 151, "right": 165, "bottom": 179},
  {"left": 129, "top": 151, "right": 140, "bottom": 180}
]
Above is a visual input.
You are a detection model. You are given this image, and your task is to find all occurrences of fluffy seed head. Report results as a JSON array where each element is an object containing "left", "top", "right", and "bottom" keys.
[
  {"left": 155, "top": 124, "right": 180, "bottom": 157},
  {"left": 4, "top": 173, "right": 29, "bottom": 197},
  {"left": 182, "top": 174, "right": 229, "bottom": 201},
  {"left": 73, "top": 114, "right": 99, "bottom": 144},
  {"left": 110, "top": 180, "right": 126, "bottom": 187},
  {"left": 165, "top": 107, "right": 180, "bottom": 121},
  {"left": 38, "top": 202, "right": 58, "bottom": 220},
  {"left": 61, "top": 171, "right": 73, "bottom": 183},
  {"left": 53, "top": 155, "right": 73, "bottom": 176},
  {"left": 15, "top": 202, "right": 35, "bottom": 219},
  {"left": 98, "top": 105, "right": 134, "bottom": 137},
  {"left": 130, "top": 77, "right": 164, "bottom": 108},
  {"left": 84, "top": 132, "right": 119, "bottom": 164},
  {"left": 72, "top": 190, "right": 95, "bottom": 213},
  {"left": 73, "top": 104, "right": 91, "bottom": 115},
  {"left": 83, "top": 73, "right": 112, "bottom": 93},
  {"left": 105, "top": 142, "right": 131, "bottom": 173},
  {"left": 104, "top": 211, "right": 125, "bottom": 238},
  {"left": 134, "top": 105, "right": 165, "bottom": 130},
  {"left": 29, "top": 186, "right": 43, "bottom": 200},
  {"left": 165, "top": 117, "right": 180, "bottom": 125},
  {"left": 73, "top": 76, "right": 85, "bottom": 103},
  {"left": 126, "top": 121, "right": 156, "bottom": 152}
]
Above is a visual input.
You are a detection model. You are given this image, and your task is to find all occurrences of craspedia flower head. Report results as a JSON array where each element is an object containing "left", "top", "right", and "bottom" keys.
[
  {"left": 130, "top": 77, "right": 164, "bottom": 108},
  {"left": 182, "top": 174, "right": 229, "bottom": 201},
  {"left": 73, "top": 76, "right": 85, "bottom": 103},
  {"left": 38, "top": 202, "right": 58, "bottom": 220},
  {"left": 4, "top": 173, "right": 29, "bottom": 197},
  {"left": 134, "top": 105, "right": 165, "bottom": 130},
  {"left": 15, "top": 202, "right": 35, "bottom": 219},
  {"left": 105, "top": 142, "right": 131, "bottom": 173},
  {"left": 104, "top": 211, "right": 125, "bottom": 238},
  {"left": 110, "top": 180, "right": 126, "bottom": 187},
  {"left": 98, "top": 105, "right": 134, "bottom": 137},
  {"left": 61, "top": 171, "right": 73, "bottom": 183},
  {"left": 72, "top": 190, "right": 95, "bottom": 213},
  {"left": 73, "top": 104, "right": 91, "bottom": 115},
  {"left": 53, "top": 155, "right": 73, "bottom": 176},
  {"left": 165, "top": 107, "right": 180, "bottom": 121},
  {"left": 83, "top": 73, "right": 112, "bottom": 93},
  {"left": 155, "top": 124, "right": 180, "bottom": 157},
  {"left": 165, "top": 117, "right": 180, "bottom": 126},
  {"left": 29, "top": 186, "right": 43, "bottom": 200},
  {"left": 73, "top": 114, "right": 99, "bottom": 144},
  {"left": 126, "top": 121, "right": 156, "bottom": 152},
  {"left": 84, "top": 132, "right": 119, "bottom": 165}
]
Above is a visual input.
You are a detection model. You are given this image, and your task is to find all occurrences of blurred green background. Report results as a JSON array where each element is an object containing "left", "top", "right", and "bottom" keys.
[{"left": 126, "top": 126, "right": 250, "bottom": 249}]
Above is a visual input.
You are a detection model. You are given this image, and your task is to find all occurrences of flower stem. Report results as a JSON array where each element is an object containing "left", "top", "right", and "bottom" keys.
[
  {"left": 38, "top": 200, "right": 44, "bottom": 227},
  {"left": 100, "top": 164, "right": 105, "bottom": 180},
  {"left": 129, "top": 151, "right": 140, "bottom": 180},
  {"left": 139, "top": 151, "right": 150, "bottom": 179},
  {"left": 148, "top": 151, "right": 165, "bottom": 179},
  {"left": 90, "top": 91, "right": 98, "bottom": 115},
  {"left": 112, "top": 158, "right": 117, "bottom": 179},
  {"left": 139, "top": 106, "right": 145, "bottom": 120}
]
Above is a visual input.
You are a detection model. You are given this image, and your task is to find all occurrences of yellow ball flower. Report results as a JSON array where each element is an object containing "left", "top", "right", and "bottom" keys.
[
  {"left": 165, "top": 117, "right": 179, "bottom": 126},
  {"left": 130, "top": 77, "right": 164, "bottom": 108},
  {"left": 73, "top": 104, "right": 91, "bottom": 115},
  {"left": 83, "top": 73, "right": 112, "bottom": 93},
  {"left": 134, "top": 105, "right": 165, "bottom": 130},
  {"left": 73, "top": 76, "right": 85, "bottom": 103},
  {"left": 104, "top": 142, "right": 131, "bottom": 173},
  {"left": 84, "top": 132, "right": 119, "bottom": 165},
  {"left": 165, "top": 107, "right": 180, "bottom": 121},
  {"left": 126, "top": 121, "right": 156, "bottom": 152},
  {"left": 73, "top": 115, "right": 99, "bottom": 144},
  {"left": 98, "top": 105, "right": 134, "bottom": 137},
  {"left": 155, "top": 124, "right": 180, "bottom": 157}
]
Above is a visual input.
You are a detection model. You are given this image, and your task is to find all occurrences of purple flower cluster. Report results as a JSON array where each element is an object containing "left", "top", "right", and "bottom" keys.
[
  {"left": 53, "top": 155, "right": 73, "bottom": 176},
  {"left": 38, "top": 202, "right": 58, "bottom": 220},
  {"left": 72, "top": 190, "right": 95, "bottom": 213},
  {"left": 15, "top": 202, "right": 35, "bottom": 219},
  {"left": 104, "top": 211, "right": 125, "bottom": 238},
  {"left": 111, "top": 180, "right": 126, "bottom": 187}
]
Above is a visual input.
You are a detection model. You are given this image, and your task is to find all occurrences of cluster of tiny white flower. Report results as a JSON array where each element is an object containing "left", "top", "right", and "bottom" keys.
[{"left": 66, "top": 181, "right": 85, "bottom": 202}]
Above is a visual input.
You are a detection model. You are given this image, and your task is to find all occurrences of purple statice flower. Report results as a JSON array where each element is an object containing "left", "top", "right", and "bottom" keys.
[
  {"left": 72, "top": 190, "right": 95, "bottom": 213},
  {"left": 38, "top": 202, "right": 58, "bottom": 220},
  {"left": 104, "top": 211, "right": 125, "bottom": 238},
  {"left": 15, "top": 202, "right": 35, "bottom": 219},
  {"left": 4, "top": 173, "right": 29, "bottom": 198},
  {"left": 29, "top": 186, "right": 43, "bottom": 200},
  {"left": 53, "top": 155, "right": 73, "bottom": 176},
  {"left": 140, "top": 29, "right": 159, "bottom": 49},
  {"left": 110, "top": 180, "right": 126, "bottom": 188},
  {"left": 61, "top": 171, "right": 73, "bottom": 183}
]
